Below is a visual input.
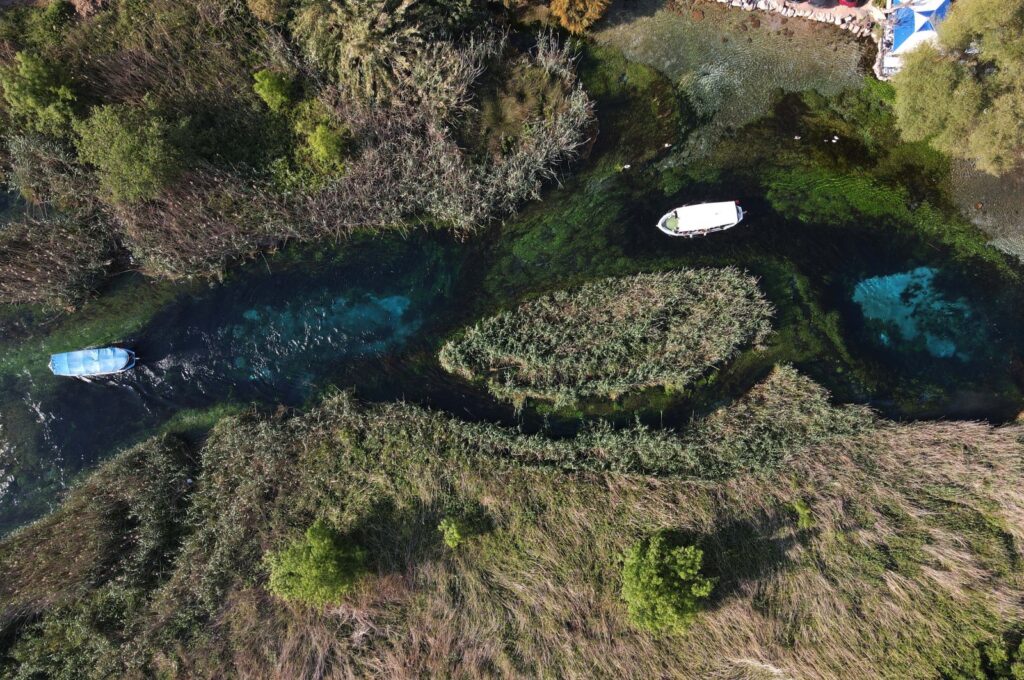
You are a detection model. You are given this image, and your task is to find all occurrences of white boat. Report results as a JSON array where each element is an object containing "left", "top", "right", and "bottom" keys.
[
  {"left": 656, "top": 201, "right": 745, "bottom": 237},
  {"left": 49, "top": 347, "right": 136, "bottom": 377}
]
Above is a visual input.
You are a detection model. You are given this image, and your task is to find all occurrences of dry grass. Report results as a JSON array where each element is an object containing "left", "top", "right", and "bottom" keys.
[{"left": 1, "top": 373, "right": 1023, "bottom": 678}]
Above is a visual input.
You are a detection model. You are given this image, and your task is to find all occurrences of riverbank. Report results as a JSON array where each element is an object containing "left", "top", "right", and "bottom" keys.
[
  {"left": 3, "top": 370, "right": 1023, "bottom": 678},
  {"left": 689, "top": 0, "right": 880, "bottom": 38}
]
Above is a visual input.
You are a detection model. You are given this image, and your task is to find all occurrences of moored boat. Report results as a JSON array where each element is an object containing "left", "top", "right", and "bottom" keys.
[
  {"left": 657, "top": 201, "right": 744, "bottom": 237},
  {"left": 49, "top": 347, "right": 136, "bottom": 377}
]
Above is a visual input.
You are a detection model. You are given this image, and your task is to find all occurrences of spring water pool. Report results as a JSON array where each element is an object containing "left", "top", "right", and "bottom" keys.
[{"left": 852, "top": 267, "right": 981, "bottom": 360}]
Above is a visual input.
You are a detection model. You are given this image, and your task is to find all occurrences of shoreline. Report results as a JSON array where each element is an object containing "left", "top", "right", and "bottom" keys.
[{"left": 704, "top": 0, "right": 883, "bottom": 38}]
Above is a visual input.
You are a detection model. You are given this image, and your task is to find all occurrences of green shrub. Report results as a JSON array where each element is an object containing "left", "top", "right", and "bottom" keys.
[
  {"left": 253, "top": 69, "right": 295, "bottom": 112},
  {"left": 621, "top": 532, "right": 715, "bottom": 634},
  {"left": 293, "top": 99, "right": 348, "bottom": 173},
  {"left": 73, "top": 102, "right": 182, "bottom": 205},
  {"left": 305, "top": 124, "right": 346, "bottom": 170},
  {"left": 0, "top": 52, "right": 77, "bottom": 137},
  {"left": 438, "top": 516, "right": 468, "bottom": 549},
  {"left": 264, "top": 520, "right": 368, "bottom": 606}
]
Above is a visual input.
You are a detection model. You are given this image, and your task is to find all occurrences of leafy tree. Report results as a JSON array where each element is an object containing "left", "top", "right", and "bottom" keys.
[
  {"left": 264, "top": 520, "right": 368, "bottom": 606},
  {"left": 892, "top": 0, "right": 1024, "bottom": 175},
  {"left": 0, "top": 52, "right": 77, "bottom": 137},
  {"left": 549, "top": 0, "right": 609, "bottom": 34},
  {"left": 73, "top": 102, "right": 182, "bottom": 205},
  {"left": 253, "top": 69, "right": 296, "bottom": 112},
  {"left": 621, "top": 532, "right": 715, "bottom": 634}
]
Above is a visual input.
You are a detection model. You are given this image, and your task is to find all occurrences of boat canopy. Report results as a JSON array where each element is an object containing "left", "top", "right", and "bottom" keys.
[
  {"left": 659, "top": 201, "right": 743, "bottom": 236},
  {"left": 49, "top": 348, "right": 134, "bottom": 377}
]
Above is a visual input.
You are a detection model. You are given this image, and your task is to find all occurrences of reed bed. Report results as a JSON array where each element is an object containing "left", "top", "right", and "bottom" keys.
[{"left": 439, "top": 269, "right": 773, "bottom": 408}]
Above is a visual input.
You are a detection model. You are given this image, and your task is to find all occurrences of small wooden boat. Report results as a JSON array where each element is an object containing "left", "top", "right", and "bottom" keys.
[
  {"left": 49, "top": 347, "right": 136, "bottom": 377},
  {"left": 657, "top": 201, "right": 745, "bottom": 237}
]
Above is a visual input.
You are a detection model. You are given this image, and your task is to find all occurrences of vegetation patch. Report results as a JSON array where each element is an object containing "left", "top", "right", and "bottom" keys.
[
  {"left": 0, "top": 370, "right": 1022, "bottom": 678},
  {"left": 0, "top": 0, "right": 594, "bottom": 306},
  {"left": 621, "top": 532, "right": 715, "bottom": 633},
  {"left": 264, "top": 519, "right": 368, "bottom": 606},
  {"left": 440, "top": 269, "right": 773, "bottom": 408}
]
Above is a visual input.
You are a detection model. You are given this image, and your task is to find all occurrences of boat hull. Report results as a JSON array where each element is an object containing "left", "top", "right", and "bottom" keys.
[
  {"left": 49, "top": 348, "right": 136, "bottom": 377},
  {"left": 657, "top": 202, "right": 744, "bottom": 237}
]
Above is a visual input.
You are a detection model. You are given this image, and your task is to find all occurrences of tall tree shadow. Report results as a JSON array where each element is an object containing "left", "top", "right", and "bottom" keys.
[{"left": 663, "top": 508, "right": 810, "bottom": 609}]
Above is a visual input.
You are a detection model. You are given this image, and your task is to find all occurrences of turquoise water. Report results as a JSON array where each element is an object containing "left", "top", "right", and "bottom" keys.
[
  {"left": 227, "top": 293, "right": 418, "bottom": 389},
  {"left": 852, "top": 267, "right": 980, "bottom": 360}
]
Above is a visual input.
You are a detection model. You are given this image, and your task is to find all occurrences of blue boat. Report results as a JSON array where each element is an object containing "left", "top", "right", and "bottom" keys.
[{"left": 49, "top": 347, "right": 136, "bottom": 377}]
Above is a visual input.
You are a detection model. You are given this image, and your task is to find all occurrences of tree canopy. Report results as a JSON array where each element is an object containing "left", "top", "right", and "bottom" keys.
[
  {"left": 0, "top": 52, "right": 77, "bottom": 137},
  {"left": 892, "top": 0, "right": 1024, "bottom": 175},
  {"left": 73, "top": 102, "right": 182, "bottom": 205},
  {"left": 621, "top": 533, "right": 715, "bottom": 633}
]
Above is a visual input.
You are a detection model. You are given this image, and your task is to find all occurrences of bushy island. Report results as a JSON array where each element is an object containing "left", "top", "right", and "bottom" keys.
[
  {"left": 2, "top": 366, "right": 1024, "bottom": 678},
  {"left": 439, "top": 269, "right": 773, "bottom": 407}
]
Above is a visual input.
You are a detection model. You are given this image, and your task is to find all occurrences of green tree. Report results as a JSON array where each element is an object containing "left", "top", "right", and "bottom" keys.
[
  {"left": 264, "top": 520, "right": 368, "bottom": 606},
  {"left": 253, "top": 69, "right": 295, "bottom": 112},
  {"left": 437, "top": 516, "right": 468, "bottom": 549},
  {"left": 0, "top": 52, "right": 77, "bottom": 137},
  {"left": 892, "top": 0, "right": 1024, "bottom": 175},
  {"left": 73, "top": 102, "right": 182, "bottom": 205},
  {"left": 621, "top": 532, "right": 715, "bottom": 634}
]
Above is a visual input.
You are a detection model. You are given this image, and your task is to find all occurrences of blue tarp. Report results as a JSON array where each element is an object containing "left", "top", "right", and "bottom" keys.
[
  {"left": 49, "top": 348, "right": 135, "bottom": 377},
  {"left": 892, "top": 0, "right": 950, "bottom": 54}
]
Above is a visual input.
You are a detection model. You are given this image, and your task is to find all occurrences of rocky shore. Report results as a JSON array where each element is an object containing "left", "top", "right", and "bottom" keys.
[{"left": 714, "top": 0, "right": 880, "bottom": 38}]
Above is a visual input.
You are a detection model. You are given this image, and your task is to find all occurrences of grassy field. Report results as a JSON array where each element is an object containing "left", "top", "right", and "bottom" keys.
[
  {"left": 1, "top": 366, "right": 1023, "bottom": 678},
  {"left": 440, "top": 269, "right": 773, "bottom": 408}
]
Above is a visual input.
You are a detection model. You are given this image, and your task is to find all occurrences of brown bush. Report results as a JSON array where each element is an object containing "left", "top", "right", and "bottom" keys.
[
  {"left": 70, "top": 0, "right": 105, "bottom": 17},
  {"left": 246, "top": 0, "right": 288, "bottom": 23},
  {"left": 549, "top": 0, "right": 610, "bottom": 33},
  {"left": 114, "top": 168, "right": 295, "bottom": 279},
  {"left": 0, "top": 214, "right": 112, "bottom": 309}
]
